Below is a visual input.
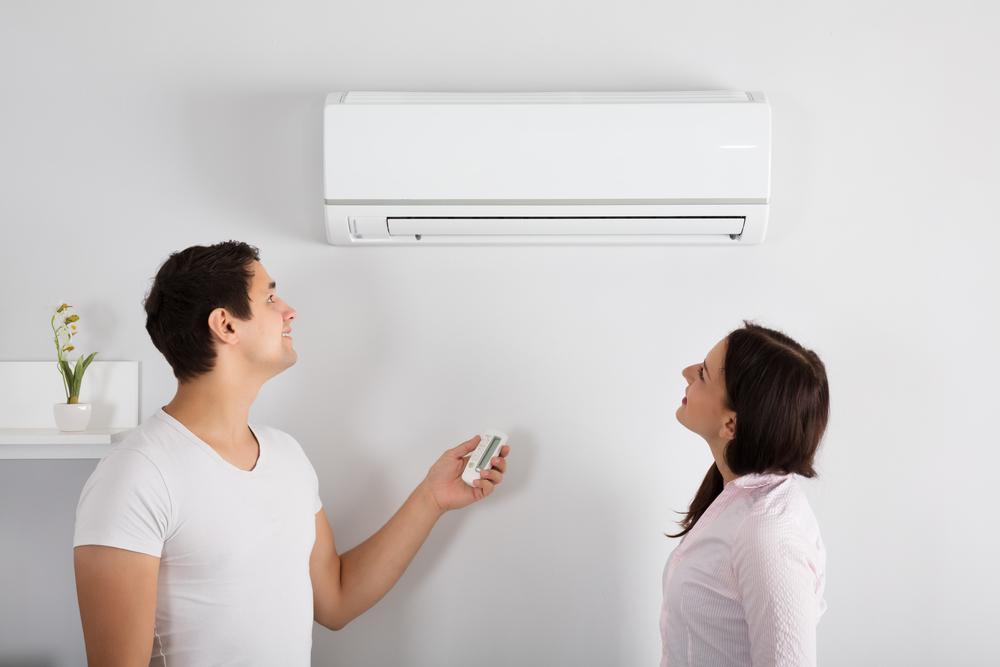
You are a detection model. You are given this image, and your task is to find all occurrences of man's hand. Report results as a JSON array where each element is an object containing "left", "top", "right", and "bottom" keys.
[{"left": 422, "top": 435, "right": 511, "bottom": 512}]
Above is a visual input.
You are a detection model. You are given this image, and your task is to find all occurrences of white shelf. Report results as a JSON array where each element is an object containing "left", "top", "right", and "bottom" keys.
[
  {"left": 0, "top": 429, "right": 131, "bottom": 459},
  {"left": 0, "top": 360, "right": 139, "bottom": 459}
]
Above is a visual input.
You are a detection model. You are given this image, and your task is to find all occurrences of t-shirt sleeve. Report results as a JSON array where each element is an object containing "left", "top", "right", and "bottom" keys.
[
  {"left": 276, "top": 428, "right": 323, "bottom": 514},
  {"left": 73, "top": 448, "right": 172, "bottom": 558},
  {"left": 732, "top": 511, "right": 825, "bottom": 667},
  {"left": 307, "top": 451, "right": 322, "bottom": 514}
]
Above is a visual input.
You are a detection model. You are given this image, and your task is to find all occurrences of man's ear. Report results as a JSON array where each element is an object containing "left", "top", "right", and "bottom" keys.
[
  {"left": 207, "top": 308, "right": 239, "bottom": 345},
  {"left": 718, "top": 411, "right": 737, "bottom": 443}
]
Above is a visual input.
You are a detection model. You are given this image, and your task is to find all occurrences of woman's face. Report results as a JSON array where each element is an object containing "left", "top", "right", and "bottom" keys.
[{"left": 676, "top": 337, "right": 736, "bottom": 444}]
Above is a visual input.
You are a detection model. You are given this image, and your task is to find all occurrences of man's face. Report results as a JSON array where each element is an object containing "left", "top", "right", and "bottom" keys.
[{"left": 234, "top": 260, "right": 298, "bottom": 377}]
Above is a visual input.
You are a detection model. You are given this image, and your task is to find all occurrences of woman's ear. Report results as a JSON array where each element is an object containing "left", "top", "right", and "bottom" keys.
[
  {"left": 207, "top": 308, "right": 239, "bottom": 345},
  {"left": 718, "top": 412, "right": 737, "bottom": 442}
]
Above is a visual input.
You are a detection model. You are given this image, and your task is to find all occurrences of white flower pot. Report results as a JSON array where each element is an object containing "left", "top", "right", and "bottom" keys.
[{"left": 53, "top": 403, "right": 92, "bottom": 431}]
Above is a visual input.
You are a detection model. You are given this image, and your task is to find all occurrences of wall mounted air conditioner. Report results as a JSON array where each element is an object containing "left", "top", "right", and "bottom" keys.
[{"left": 323, "top": 91, "right": 770, "bottom": 245}]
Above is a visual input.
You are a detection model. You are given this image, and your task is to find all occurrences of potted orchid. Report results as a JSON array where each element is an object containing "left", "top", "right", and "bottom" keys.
[{"left": 51, "top": 303, "right": 98, "bottom": 431}]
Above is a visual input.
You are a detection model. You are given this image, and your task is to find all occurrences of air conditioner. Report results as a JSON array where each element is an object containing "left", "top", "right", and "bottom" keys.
[{"left": 323, "top": 91, "right": 771, "bottom": 245}]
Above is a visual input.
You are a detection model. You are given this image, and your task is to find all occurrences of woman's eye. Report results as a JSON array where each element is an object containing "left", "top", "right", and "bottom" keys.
[
  {"left": 267, "top": 295, "right": 275, "bottom": 303},
  {"left": 698, "top": 367, "right": 704, "bottom": 381}
]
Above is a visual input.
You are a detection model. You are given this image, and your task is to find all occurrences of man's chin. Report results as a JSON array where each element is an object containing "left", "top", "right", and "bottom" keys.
[{"left": 268, "top": 351, "right": 298, "bottom": 377}]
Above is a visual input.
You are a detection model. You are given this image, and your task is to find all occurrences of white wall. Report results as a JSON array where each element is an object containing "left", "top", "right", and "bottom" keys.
[{"left": 2, "top": 1, "right": 998, "bottom": 664}]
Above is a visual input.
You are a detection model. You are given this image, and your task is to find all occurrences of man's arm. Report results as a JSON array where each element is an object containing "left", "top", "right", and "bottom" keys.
[
  {"left": 310, "top": 481, "right": 441, "bottom": 630},
  {"left": 74, "top": 545, "right": 160, "bottom": 666},
  {"left": 311, "top": 436, "right": 509, "bottom": 630}
]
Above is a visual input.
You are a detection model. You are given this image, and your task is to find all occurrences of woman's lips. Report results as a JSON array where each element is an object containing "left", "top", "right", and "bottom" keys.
[{"left": 682, "top": 396, "right": 687, "bottom": 405}]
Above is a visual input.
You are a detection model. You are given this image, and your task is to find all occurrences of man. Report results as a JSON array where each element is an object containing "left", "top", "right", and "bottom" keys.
[{"left": 73, "top": 240, "right": 510, "bottom": 666}]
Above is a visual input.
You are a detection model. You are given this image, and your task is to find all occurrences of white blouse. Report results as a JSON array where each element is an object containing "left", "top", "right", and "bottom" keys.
[{"left": 661, "top": 473, "right": 827, "bottom": 666}]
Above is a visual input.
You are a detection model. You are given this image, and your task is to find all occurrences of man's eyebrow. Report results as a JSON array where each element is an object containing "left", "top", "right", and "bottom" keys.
[{"left": 267, "top": 281, "right": 276, "bottom": 290}]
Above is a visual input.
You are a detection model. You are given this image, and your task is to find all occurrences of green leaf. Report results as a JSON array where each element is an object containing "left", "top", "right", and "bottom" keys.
[
  {"left": 80, "top": 352, "right": 98, "bottom": 374},
  {"left": 58, "top": 359, "right": 74, "bottom": 402},
  {"left": 55, "top": 361, "right": 70, "bottom": 401},
  {"left": 70, "top": 352, "right": 98, "bottom": 398},
  {"left": 69, "top": 355, "right": 83, "bottom": 396}
]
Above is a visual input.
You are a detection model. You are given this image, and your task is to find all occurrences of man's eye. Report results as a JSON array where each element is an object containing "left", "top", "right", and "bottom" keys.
[
  {"left": 267, "top": 295, "right": 275, "bottom": 303},
  {"left": 698, "top": 367, "right": 704, "bottom": 381}
]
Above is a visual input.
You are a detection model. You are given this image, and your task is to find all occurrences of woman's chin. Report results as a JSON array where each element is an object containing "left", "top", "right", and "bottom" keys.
[{"left": 674, "top": 409, "right": 701, "bottom": 437}]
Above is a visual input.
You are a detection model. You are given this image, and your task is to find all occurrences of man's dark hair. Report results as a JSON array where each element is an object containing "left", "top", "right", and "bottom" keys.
[{"left": 143, "top": 241, "right": 261, "bottom": 382}]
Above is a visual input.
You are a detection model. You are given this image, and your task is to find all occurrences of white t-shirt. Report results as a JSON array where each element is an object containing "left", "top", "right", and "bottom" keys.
[
  {"left": 74, "top": 409, "right": 323, "bottom": 667},
  {"left": 661, "top": 473, "right": 827, "bottom": 667}
]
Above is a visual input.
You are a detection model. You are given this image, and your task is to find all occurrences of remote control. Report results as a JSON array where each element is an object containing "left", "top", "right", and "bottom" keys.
[{"left": 461, "top": 431, "right": 507, "bottom": 486}]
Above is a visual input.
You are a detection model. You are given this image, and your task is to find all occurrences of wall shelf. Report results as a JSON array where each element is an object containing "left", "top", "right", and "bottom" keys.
[
  {"left": 0, "top": 360, "right": 139, "bottom": 459},
  {"left": 0, "top": 429, "right": 131, "bottom": 459}
]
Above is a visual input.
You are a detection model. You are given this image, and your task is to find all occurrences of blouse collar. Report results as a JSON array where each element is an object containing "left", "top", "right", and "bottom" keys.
[{"left": 727, "top": 472, "right": 791, "bottom": 489}]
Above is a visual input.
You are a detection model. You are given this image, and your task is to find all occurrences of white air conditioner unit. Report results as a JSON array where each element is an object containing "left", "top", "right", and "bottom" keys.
[{"left": 323, "top": 91, "right": 771, "bottom": 245}]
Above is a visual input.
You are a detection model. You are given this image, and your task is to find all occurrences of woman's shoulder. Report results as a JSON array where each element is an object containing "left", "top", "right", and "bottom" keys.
[{"left": 731, "top": 473, "right": 822, "bottom": 539}]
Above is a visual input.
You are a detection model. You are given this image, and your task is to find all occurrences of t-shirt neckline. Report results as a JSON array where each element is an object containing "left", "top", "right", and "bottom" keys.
[{"left": 155, "top": 408, "right": 265, "bottom": 475}]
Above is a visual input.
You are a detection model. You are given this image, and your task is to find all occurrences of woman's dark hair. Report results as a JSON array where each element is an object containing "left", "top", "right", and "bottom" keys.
[
  {"left": 143, "top": 241, "right": 260, "bottom": 382},
  {"left": 669, "top": 321, "right": 830, "bottom": 538}
]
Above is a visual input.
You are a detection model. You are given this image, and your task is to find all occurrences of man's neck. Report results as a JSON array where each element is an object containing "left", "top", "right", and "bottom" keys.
[{"left": 162, "top": 372, "right": 262, "bottom": 453}]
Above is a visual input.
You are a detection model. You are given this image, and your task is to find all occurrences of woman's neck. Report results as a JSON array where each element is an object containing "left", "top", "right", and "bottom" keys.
[{"left": 708, "top": 439, "right": 738, "bottom": 485}]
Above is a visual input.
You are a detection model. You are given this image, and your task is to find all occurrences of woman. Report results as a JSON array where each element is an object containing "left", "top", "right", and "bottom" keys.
[{"left": 662, "top": 322, "right": 829, "bottom": 666}]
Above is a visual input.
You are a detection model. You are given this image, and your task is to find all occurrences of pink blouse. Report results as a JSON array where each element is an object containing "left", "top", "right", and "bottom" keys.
[{"left": 661, "top": 473, "right": 827, "bottom": 666}]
